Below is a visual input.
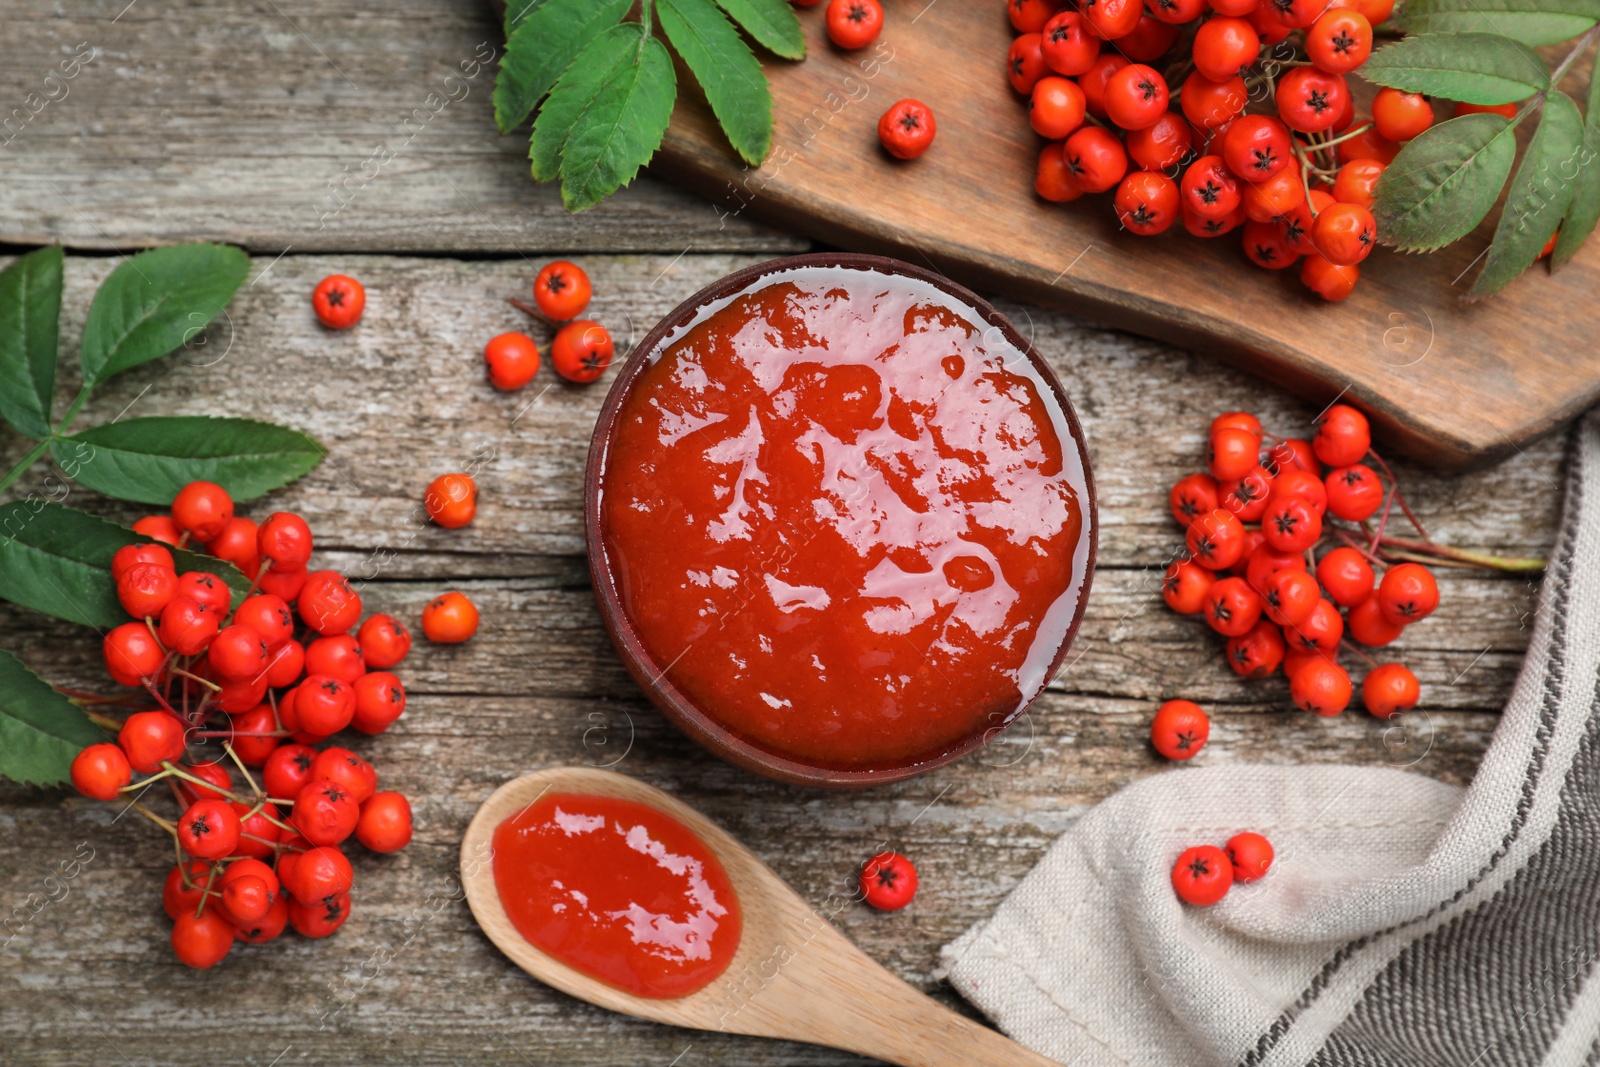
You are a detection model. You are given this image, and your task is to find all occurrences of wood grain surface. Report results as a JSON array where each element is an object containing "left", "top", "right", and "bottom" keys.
[
  {"left": 651, "top": 2, "right": 1600, "bottom": 469},
  {"left": 0, "top": 252, "right": 1564, "bottom": 1066}
]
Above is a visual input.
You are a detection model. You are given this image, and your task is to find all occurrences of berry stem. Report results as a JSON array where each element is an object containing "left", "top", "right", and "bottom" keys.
[
  {"left": 129, "top": 800, "right": 177, "bottom": 835},
  {"left": 1372, "top": 534, "right": 1546, "bottom": 573},
  {"left": 171, "top": 667, "right": 221, "bottom": 692},
  {"left": 220, "top": 741, "right": 268, "bottom": 801},
  {"left": 1300, "top": 122, "right": 1375, "bottom": 153},
  {"left": 1367, "top": 450, "right": 1428, "bottom": 539},
  {"left": 507, "top": 297, "right": 558, "bottom": 328}
]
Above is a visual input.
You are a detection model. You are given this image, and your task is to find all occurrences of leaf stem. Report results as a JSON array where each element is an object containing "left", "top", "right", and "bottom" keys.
[
  {"left": 1549, "top": 24, "right": 1600, "bottom": 89},
  {"left": 0, "top": 438, "right": 51, "bottom": 496},
  {"left": 639, "top": 0, "right": 653, "bottom": 56},
  {"left": 56, "top": 384, "right": 93, "bottom": 437}
]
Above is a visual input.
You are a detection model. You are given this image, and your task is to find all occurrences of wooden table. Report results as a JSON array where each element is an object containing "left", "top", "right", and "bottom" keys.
[{"left": 0, "top": 2, "right": 1570, "bottom": 1064}]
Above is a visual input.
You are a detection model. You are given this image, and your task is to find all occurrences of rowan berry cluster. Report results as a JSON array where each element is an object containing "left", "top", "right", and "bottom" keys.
[
  {"left": 1006, "top": 0, "right": 1480, "bottom": 299},
  {"left": 1171, "top": 831, "right": 1273, "bottom": 906},
  {"left": 1161, "top": 405, "right": 1434, "bottom": 719},
  {"left": 69, "top": 480, "right": 415, "bottom": 967},
  {"left": 493, "top": 260, "right": 615, "bottom": 390}
]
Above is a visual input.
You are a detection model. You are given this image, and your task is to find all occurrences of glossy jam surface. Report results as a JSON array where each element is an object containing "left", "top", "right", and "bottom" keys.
[
  {"left": 492, "top": 793, "right": 740, "bottom": 999},
  {"left": 600, "top": 267, "right": 1090, "bottom": 770}
]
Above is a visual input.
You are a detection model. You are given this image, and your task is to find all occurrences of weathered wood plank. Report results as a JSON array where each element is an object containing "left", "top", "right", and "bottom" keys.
[
  {"left": 0, "top": 0, "right": 803, "bottom": 254},
  {"left": 0, "top": 252, "right": 1564, "bottom": 1066}
]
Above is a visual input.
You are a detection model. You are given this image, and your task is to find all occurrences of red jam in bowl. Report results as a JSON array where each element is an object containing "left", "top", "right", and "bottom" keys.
[
  {"left": 492, "top": 793, "right": 741, "bottom": 999},
  {"left": 598, "top": 265, "right": 1092, "bottom": 772}
]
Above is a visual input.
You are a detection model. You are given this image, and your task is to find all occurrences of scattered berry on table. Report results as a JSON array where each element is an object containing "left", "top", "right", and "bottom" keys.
[
  {"left": 1172, "top": 845, "right": 1233, "bottom": 906},
  {"left": 878, "top": 99, "right": 937, "bottom": 160},
  {"left": 1150, "top": 699, "right": 1210, "bottom": 760},
  {"left": 1225, "top": 832, "right": 1275, "bottom": 881},
  {"left": 484, "top": 332, "right": 541, "bottom": 391},
  {"left": 421, "top": 591, "right": 480, "bottom": 644},
  {"left": 551, "top": 321, "right": 615, "bottom": 384},
  {"left": 311, "top": 274, "right": 365, "bottom": 330},
  {"left": 424, "top": 472, "right": 478, "bottom": 530},
  {"left": 826, "top": 0, "right": 883, "bottom": 49},
  {"left": 532, "top": 261, "right": 591, "bottom": 321},
  {"left": 860, "top": 851, "right": 918, "bottom": 910}
]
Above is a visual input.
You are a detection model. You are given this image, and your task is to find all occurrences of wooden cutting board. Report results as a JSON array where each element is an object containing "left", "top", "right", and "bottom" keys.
[{"left": 649, "top": 2, "right": 1600, "bottom": 468}]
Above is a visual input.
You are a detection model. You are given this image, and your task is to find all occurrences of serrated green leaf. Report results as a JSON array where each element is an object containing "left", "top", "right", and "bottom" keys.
[
  {"left": 531, "top": 25, "right": 644, "bottom": 183},
  {"left": 1552, "top": 70, "right": 1600, "bottom": 271},
  {"left": 0, "top": 503, "right": 249, "bottom": 629},
  {"left": 0, "top": 245, "right": 63, "bottom": 439},
  {"left": 0, "top": 647, "right": 104, "bottom": 788},
  {"left": 659, "top": 0, "right": 773, "bottom": 165},
  {"left": 79, "top": 244, "right": 248, "bottom": 390},
  {"left": 1472, "top": 93, "right": 1584, "bottom": 296},
  {"left": 493, "top": 0, "right": 632, "bottom": 134},
  {"left": 503, "top": 0, "right": 549, "bottom": 34},
  {"left": 714, "top": 0, "right": 806, "bottom": 59},
  {"left": 560, "top": 36, "right": 677, "bottom": 212},
  {"left": 1362, "top": 33, "right": 1550, "bottom": 104},
  {"left": 1374, "top": 113, "right": 1520, "bottom": 252},
  {"left": 51, "top": 416, "right": 324, "bottom": 505},
  {"left": 1393, "top": 0, "right": 1596, "bottom": 46}
]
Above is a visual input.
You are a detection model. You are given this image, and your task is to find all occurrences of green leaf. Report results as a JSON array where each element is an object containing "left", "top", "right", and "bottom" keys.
[
  {"left": 0, "top": 245, "right": 63, "bottom": 439},
  {"left": 1393, "top": 0, "right": 1596, "bottom": 46},
  {"left": 1373, "top": 113, "right": 1520, "bottom": 252},
  {"left": 560, "top": 36, "right": 677, "bottom": 212},
  {"left": 1552, "top": 71, "right": 1600, "bottom": 271},
  {"left": 0, "top": 502, "right": 248, "bottom": 629},
  {"left": 493, "top": 0, "right": 632, "bottom": 134},
  {"left": 78, "top": 244, "right": 249, "bottom": 390},
  {"left": 0, "top": 647, "right": 104, "bottom": 788},
  {"left": 659, "top": 0, "right": 774, "bottom": 165},
  {"left": 503, "top": 0, "right": 549, "bottom": 33},
  {"left": 714, "top": 0, "right": 806, "bottom": 59},
  {"left": 1362, "top": 33, "right": 1550, "bottom": 104},
  {"left": 51, "top": 416, "right": 324, "bottom": 505},
  {"left": 1471, "top": 93, "right": 1585, "bottom": 296},
  {"left": 531, "top": 25, "right": 645, "bottom": 183}
]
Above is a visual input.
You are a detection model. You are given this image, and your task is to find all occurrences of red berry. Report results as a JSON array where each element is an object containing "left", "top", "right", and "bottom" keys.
[
  {"left": 1008, "top": 32, "right": 1049, "bottom": 94},
  {"left": 1181, "top": 70, "right": 1248, "bottom": 129},
  {"left": 1104, "top": 64, "right": 1169, "bottom": 131},
  {"left": 1454, "top": 100, "right": 1521, "bottom": 120},
  {"left": 351, "top": 671, "right": 407, "bottom": 734},
  {"left": 178, "top": 798, "right": 241, "bottom": 860},
  {"left": 1082, "top": 0, "right": 1141, "bottom": 40},
  {"left": 289, "top": 892, "right": 351, "bottom": 938},
  {"left": 232, "top": 800, "right": 283, "bottom": 861},
  {"left": 1262, "top": 567, "right": 1321, "bottom": 627},
  {"left": 1290, "top": 657, "right": 1353, "bottom": 716},
  {"left": 532, "top": 261, "right": 592, "bottom": 321},
  {"left": 1317, "top": 546, "right": 1376, "bottom": 607},
  {"left": 263, "top": 743, "right": 319, "bottom": 801},
  {"left": 172, "top": 906, "right": 236, "bottom": 968},
  {"left": 1204, "top": 575, "right": 1263, "bottom": 637},
  {"left": 1035, "top": 143, "right": 1084, "bottom": 203},
  {"left": 878, "top": 99, "right": 937, "bottom": 160},
  {"left": 204, "top": 516, "right": 260, "bottom": 577},
  {"left": 1287, "top": 596, "right": 1344, "bottom": 655},
  {"left": 1230, "top": 528, "right": 1268, "bottom": 576},
  {"left": 1227, "top": 619, "right": 1286, "bottom": 677},
  {"left": 292, "top": 778, "right": 360, "bottom": 846},
  {"left": 1245, "top": 544, "right": 1305, "bottom": 595},
  {"left": 1306, "top": 9, "right": 1372, "bottom": 74},
  {"left": 1277, "top": 68, "right": 1349, "bottom": 134},
  {"left": 860, "top": 851, "right": 918, "bottom": 910},
  {"left": 226, "top": 704, "right": 282, "bottom": 766},
  {"left": 1241, "top": 169, "right": 1307, "bottom": 224},
  {"left": 1151, "top": 699, "right": 1209, "bottom": 760},
  {"left": 257, "top": 512, "right": 313, "bottom": 572},
  {"left": 1181, "top": 156, "right": 1244, "bottom": 220},
  {"left": 1120, "top": 15, "right": 1179, "bottom": 61},
  {"left": 1377, "top": 562, "right": 1439, "bottom": 625},
  {"left": 1127, "top": 112, "right": 1193, "bottom": 170},
  {"left": 357, "top": 791, "right": 414, "bottom": 853},
  {"left": 484, "top": 332, "right": 541, "bottom": 391},
  {"left": 1184, "top": 204, "right": 1248, "bottom": 238},
  {"left": 1337, "top": 127, "right": 1401, "bottom": 166},
  {"left": 281, "top": 843, "right": 354, "bottom": 906},
  {"left": 1324, "top": 464, "right": 1383, "bottom": 521},
  {"left": 1219, "top": 465, "right": 1273, "bottom": 522},
  {"left": 235, "top": 895, "right": 291, "bottom": 944},
  {"left": 1313, "top": 404, "right": 1371, "bottom": 467},
  {"left": 208, "top": 624, "right": 271, "bottom": 681},
  {"left": 1313, "top": 203, "right": 1377, "bottom": 266},
  {"left": 71, "top": 743, "right": 132, "bottom": 800},
  {"left": 176, "top": 571, "right": 231, "bottom": 616},
  {"left": 170, "top": 481, "right": 234, "bottom": 543},
  {"left": 1261, "top": 494, "right": 1322, "bottom": 553},
  {"left": 1348, "top": 594, "right": 1405, "bottom": 647},
  {"left": 1221, "top": 115, "right": 1292, "bottom": 183},
  {"left": 421, "top": 591, "right": 479, "bottom": 643},
  {"left": 1207, "top": 425, "right": 1259, "bottom": 480},
  {"left": 1226, "top": 832, "right": 1274, "bottom": 882},
  {"left": 265, "top": 639, "right": 305, "bottom": 688},
  {"left": 825, "top": 0, "right": 882, "bottom": 48},
  {"left": 298, "top": 570, "right": 362, "bottom": 636},
  {"left": 163, "top": 860, "right": 215, "bottom": 920},
  {"left": 1162, "top": 559, "right": 1217, "bottom": 615},
  {"left": 1080, "top": 54, "right": 1131, "bottom": 119},
  {"left": 1172, "top": 845, "right": 1233, "bottom": 905},
  {"left": 221, "top": 874, "right": 273, "bottom": 924},
  {"left": 175, "top": 760, "right": 232, "bottom": 805},
  {"left": 215, "top": 672, "right": 269, "bottom": 715},
  {"left": 312, "top": 274, "right": 365, "bottom": 330},
  {"left": 1063, "top": 126, "right": 1128, "bottom": 194},
  {"left": 1039, "top": 12, "right": 1099, "bottom": 76},
  {"left": 424, "top": 472, "right": 477, "bottom": 530},
  {"left": 1362, "top": 663, "right": 1421, "bottom": 718},
  {"left": 551, "top": 320, "right": 615, "bottom": 383},
  {"left": 1243, "top": 219, "right": 1299, "bottom": 269},
  {"left": 132, "top": 515, "right": 182, "bottom": 545},
  {"left": 112, "top": 542, "right": 175, "bottom": 581},
  {"left": 357, "top": 614, "right": 411, "bottom": 669},
  {"left": 153, "top": 596, "right": 215, "bottom": 658},
  {"left": 103, "top": 621, "right": 166, "bottom": 687},
  {"left": 305, "top": 634, "right": 366, "bottom": 684},
  {"left": 118, "top": 711, "right": 186, "bottom": 773},
  {"left": 1372, "top": 87, "right": 1434, "bottom": 142},
  {"left": 1333, "top": 158, "right": 1386, "bottom": 210},
  {"left": 117, "top": 562, "right": 177, "bottom": 619},
  {"left": 258, "top": 565, "right": 309, "bottom": 603},
  {"left": 1010, "top": 0, "right": 1057, "bottom": 33},
  {"left": 1114, "top": 170, "right": 1180, "bottom": 235},
  {"left": 1151, "top": 0, "right": 1207, "bottom": 20},
  {"left": 1186, "top": 507, "right": 1247, "bottom": 570},
  {"left": 1271, "top": 467, "right": 1329, "bottom": 515},
  {"left": 1192, "top": 16, "right": 1259, "bottom": 81},
  {"left": 311, "top": 747, "right": 378, "bottom": 805},
  {"left": 1030, "top": 76, "right": 1088, "bottom": 140},
  {"left": 296, "top": 675, "right": 356, "bottom": 736},
  {"left": 235, "top": 593, "right": 295, "bottom": 649},
  {"left": 1170, "top": 472, "right": 1222, "bottom": 526}
]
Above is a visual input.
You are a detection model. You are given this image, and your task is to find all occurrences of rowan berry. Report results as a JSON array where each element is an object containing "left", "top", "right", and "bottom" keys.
[
  {"left": 1221, "top": 115, "right": 1292, "bottom": 184},
  {"left": 1454, "top": 100, "right": 1520, "bottom": 119},
  {"left": 1172, "top": 845, "right": 1233, "bottom": 905},
  {"left": 305, "top": 634, "right": 366, "bottom": 684},
  {"left": 859, "top": 851, "right": 918, "bottom": 910},
  {"left": 351, "top": 671, "right": 407, "bottom": 734},
  {"left": 349, "top": 616, "right": 408, "bottom": 672},
  {"left": 1008, "top": 32, "right": 1050, "bottom": 93},
  {"left": 236, "top": 895, "right": 291, "bottom": 944},
  {"left": 1230, "top": 528, "right": 1267, "bottom": 575},
  {"left": 173, "top": 572, "right": 229, "bottom": 618},
  {"left": 232, "top": 594, "right": 291, "bottom": 650},
  {"left": 171, "top": 482, "right": 234, "bottom": 543},
  {"left": 1062, "top": 127, "right": 1129, "bottom": 194},
  {"left": 208, "top": 624, "right": 271, "bottom": 681},
  {"left": 312, "top": 275, "right": 365, "bottom": 330},
  {"left": 1291, "top": 657, "right": 1352, "bottom": 716},
  {"left": 1083, "top": 0, "right": 1142, "bottom": 39},
  {"left": 132, "top": 515, "right": 182, "bottom": 545},
  {"left": 1372, "top": 88, "right": 1433, "bottom": 142},
  {"left": 298, "top": 570, "right": 362, "bottom": 635},
  {"left": 1277, "top": 68, "right": 1348, "bottom": 133},
  {"left": 1377, "top": 562, "right": 1438, "bottom": 625},
  {"left": 1186, "top": 507, "right": 1247, "bottom": 570},
  {"left": 532, "top": 261, "right": 591, "bottom": 321},
  {"left": 1104, "top": 64, "right": 1169, "bottom": 130},
  {"left": 226, "top": 704, "right": 281, "bottom": 766},
  {"left": 1183, "top": 205, "right": 1247, "bottom": 238},
  {"left": 265, "top": 639, "right": 305, "bottom": 688},
  {"left": 1283, "top": 645, "right": 1337, "bottom": 681},
  {"left": 1036, "top": 144, "right": 1084, "bottom": 202},
  {"left": 1288, "top": 596, "right": 1344, "bottom": 655},
  {"left": 1316, "top": 546, "right": 1375, "bottom": 606},
  {"left": 827, "top": 0, "right": 882, "bottom": 47},
  {"left": 1241, "top": 169, "right": 1306, "bottom": 224},
  {"left": 1226, "top": 832, "right": 1274, "bottom": 881},
  {"left": 1181, "top": 71, "right": 1248, "bottom": 129},
  {"left": 1181, "top": 156, "right": 1244, "bottom": 220},
  {"left": 1151, "top": 0, "right": 1208, "bottom": 21},
  {"left": 1170, "top": 472, "right": 1222, "bottom": 526},
  {"left": 357, "top": 791, "right": 414, "bottom": 853},
  {"left": 1227, "top": 618, "right": 1286, "bottom": 677},
  {"left": 1325, "top": 464, "right": 1383, "bottom": 521},
  {"left": 71, "top": 743, "right": 133, "bottom": 801},
  {"left": 1193, "top": 16, "right": 1259, "bottom": 81},
  {"left": 1261, "top": 494, "right": 1322, "bottom": 553},
  {"left": 1114, "top": 170, "right": 1180, "bottom": 235},
  {"left": 172, "top": 906, "right": 236, "bottom": 968},
  {"left": 1362, "top": 662, "right": 1421, "bottom": 718},
  {"left": 311, "top": 748, "right": 377, "bottom": 806},
  {"left": 177, "top": 799, "right": 240, "bottom": 860},
  {"left": 1271, "top": 467, "right": 1328, "bottom": 514},
  {"left": 1336, "top": 127, "right": 1401, "bottom": 165},
  {"left": 1277, "top": 199, "right": 1319, "bottom": 257},
  {"left": 1151, "top": 698, "right": 1209, "bottom": 759},
  {"left": 232, "top": 800, "right": 283, "bottom": 861},
  {"left": 1209, "top": 0, "right": 1257, "bottom": 15},
  {"left": 1306, "top": 9, "right": 1372, "bottom": 73},
  {"left": 258, "top": 565, "right": 309, "bottom": 603},
  {"left": 1263, "top": 567, "right": 1320, "bottom": 627},
  {"left": 1348, "top": 0, "right": 1395, "bottom": 23},
  {"left": 1080, "top": 54, "right": 1132, "bottom": 119},
  {"left": 221, "top": 874, "right": 272, "bottom": 924},
  {"left": 263, "top": 744, "right": 319, "bottom": 801},
  {"left": 1205, "top": 575, "right": 1263, "bottom": 637},
  {"left": 1267, "top": 438, "right": 1319, "bottom": 475},
  {"left": 484, "top": 332, "right": 541, "bottom": 391},
  {"left": 257, "top": 512, "right": 313, "bottom": 572},
  {"left": 551, "top": 321, "right": 614, "bottom": 383},
  {"left": 1030, "top": 77, "right": 1088, "bottom": 140},
  {"left": 1120, "top": 15, "right": 1179, "bottom": 61},
  {"left": 1127, "top": 112, "right": 1193, "bottom": 170},
  {"left": 1333, "top": 158, "right": 1386, "bottom": 210},
  {"left": 1314, "top": 403, "right": 1371, "bottom": 466},
  {"left": 1220, "top": 465, "right": 1273, "bottom": 522},
  {"left": 176, "top": 760, "right": 232, "bottom": 805},
  {"left": 292, "top": 778, "right": 360, "bottom": 846},
  {"left": 421, "top": 591, "right": 480, "bottom": 643},
  {"left": 879, "top": 99, "right": 937, "bottom": 160},
  {"left": 104, "top": 621, "right": 167, "bottom": 687},
  {"left": 1163, "top": 558, "right": 1217, "bottom": 615},
  {"left": 296, "top": 675, "right": 356, "bottom": 736},
  {"left": 205, "top": 516, "right": 261, "bottom": 577},
  {"left": 289, "top": 893, "right": 351, "bottom": 938},
  {"left": 163, "top": 860, "right": 215, "bottom": 921},
  {"left": 1009, "top": 0, "right": 1057, "bottom": 33},
  {"left": 1245, "top": 544, "right": 1304, "bottom": 594},
  {"left": 1207, "top": 426, "right": 1259, "bottom": 480},
  {"left": 1312, "top": 203, "right": 1377, "bottom": 266},
  {"left": 281, "top": 844, "right": 354, "bottom": 906}
]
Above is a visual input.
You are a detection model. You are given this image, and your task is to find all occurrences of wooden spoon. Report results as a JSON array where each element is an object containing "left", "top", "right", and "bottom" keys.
[{"left": 461, "top": 767, "right": 1059, "bottom": 1067}]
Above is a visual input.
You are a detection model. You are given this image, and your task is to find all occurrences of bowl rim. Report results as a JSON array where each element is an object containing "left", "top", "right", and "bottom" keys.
[{"left": 583, "top": 252, "right": 1098, "bottom": 788}]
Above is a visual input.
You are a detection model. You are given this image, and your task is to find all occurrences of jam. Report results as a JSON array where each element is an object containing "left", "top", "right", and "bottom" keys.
[
  {"left": 599, "top": 266, "right": 1091, "bottom": 770},
  {"left": 492, "top": 793, "right": 741, "bottom": 999}
]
